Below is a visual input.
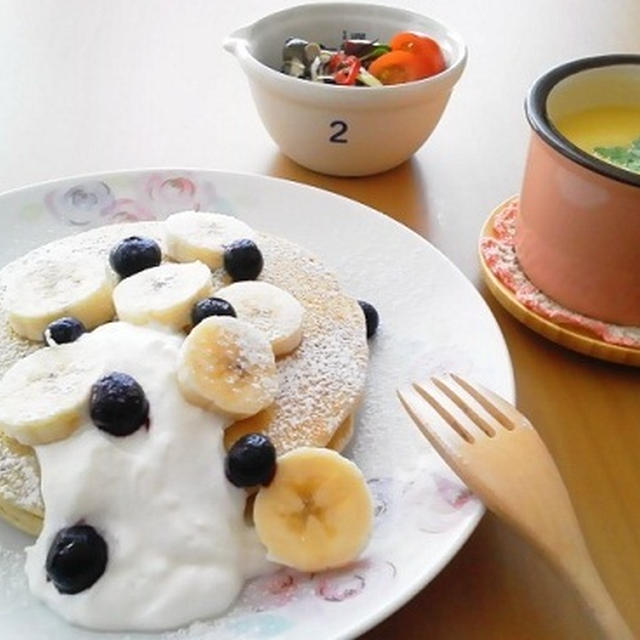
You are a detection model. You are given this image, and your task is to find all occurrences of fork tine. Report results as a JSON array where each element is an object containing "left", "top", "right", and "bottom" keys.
[
  {"left": 431, "top": 375, "right": 501, "bottom": 437},
  {"left": 450, "top": 374, "right": 531, "bottom": 430},
  {"left": 413, "top": 378, "right": 488, "bottom": 443},
  {"left": 397, "top": 386, "right": 469, "bottom": 452},
  {"left": 402, "top": 382, "right": 633, "bottom": 639}
]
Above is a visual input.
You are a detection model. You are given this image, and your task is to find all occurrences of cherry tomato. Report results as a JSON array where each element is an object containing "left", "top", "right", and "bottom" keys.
[
  {"left": 329, "top": 52, "right": 361, "bottom": 85},
  {"left": 389, "top": 32, "right": 445, "bottom": 78},
  {"left": 368, "top": 50, "right": 424, "bottom": 85},
  {"left": 328, "top": 51, "right": 347, "bottom": 72}
]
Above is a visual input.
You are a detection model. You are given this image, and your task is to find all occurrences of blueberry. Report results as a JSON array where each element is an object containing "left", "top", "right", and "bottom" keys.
[
  {"left": 45, "top": 524, "right": 108, "bottom": 594},
  {"left": 191, "top": 297, "right": 236, "bottom": 327},
  {"left": 109, "top": 236, "right": 161, "bottom": 279},
  {"left": 90, "top": 372, "right": 149, "bottom": 437},
  {"left": 44, "top": 317, "right": 86, "bottom": 345},
  {"left": 223, "top": 239, "right": 263, "bottom": 281},
  {"left": 225, "top": 433, "right": 276, "bottom": 488},
  {"left": 358, "top": 300, "right": 379, "bottom": 339}
]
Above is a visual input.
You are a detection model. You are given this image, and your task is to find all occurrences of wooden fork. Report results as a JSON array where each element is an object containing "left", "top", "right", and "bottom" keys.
[{"left": 397, "top": 374, "right": 633, "bottom": 640}]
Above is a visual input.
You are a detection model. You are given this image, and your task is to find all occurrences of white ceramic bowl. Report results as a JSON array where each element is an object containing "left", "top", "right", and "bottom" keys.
[{"left": 224, "top": 2, "right": 467, "bottom": 176}]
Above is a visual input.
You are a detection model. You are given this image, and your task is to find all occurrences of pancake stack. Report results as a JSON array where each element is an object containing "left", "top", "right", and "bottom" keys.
[{"left": 0, "top": 217, "right": 369, "bottom": 535}]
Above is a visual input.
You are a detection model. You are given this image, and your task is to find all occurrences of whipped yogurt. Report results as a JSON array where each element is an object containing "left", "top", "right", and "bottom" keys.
[{"left": 25, "top": 322, "right": 271, "bottom": 631}]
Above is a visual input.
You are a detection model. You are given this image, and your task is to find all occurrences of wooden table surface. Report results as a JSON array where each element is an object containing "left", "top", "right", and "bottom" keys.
[{"left": 1, "top": 1, "right": 639, "bottom": 638}]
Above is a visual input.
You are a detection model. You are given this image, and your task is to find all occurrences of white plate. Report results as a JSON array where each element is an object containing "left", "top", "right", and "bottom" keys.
[{"left": 0, "top": 169, "right": 514, "bottom": 640}]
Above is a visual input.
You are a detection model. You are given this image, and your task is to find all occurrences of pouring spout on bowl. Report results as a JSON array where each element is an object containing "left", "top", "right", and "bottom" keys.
[
  {"left": 221, "top": 2, "right": 468, "bottom": 176},
  {"left": 223, "top": 26, "right": 251, "bottom": 57}
]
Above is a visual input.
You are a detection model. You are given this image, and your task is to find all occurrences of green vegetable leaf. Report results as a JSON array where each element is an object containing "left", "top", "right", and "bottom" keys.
[
  {"left": 359, "top": 45, "right": 391, "bottom": 63},
  {"left": 593, "top": 137, "right": 640, "bottom": 173}
]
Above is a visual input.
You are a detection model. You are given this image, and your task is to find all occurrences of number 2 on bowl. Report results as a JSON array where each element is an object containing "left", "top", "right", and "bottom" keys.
[{"left": 330, "top": 120, "right": 349, "bottom": 143}]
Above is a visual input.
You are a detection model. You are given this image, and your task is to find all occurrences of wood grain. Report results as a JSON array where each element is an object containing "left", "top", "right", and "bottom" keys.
[
  {"left": 399, "top": 376, "right": 633, "bottom": 639},
  {"left": 1, "top": 0, "right": 639, "bottom": 638}
]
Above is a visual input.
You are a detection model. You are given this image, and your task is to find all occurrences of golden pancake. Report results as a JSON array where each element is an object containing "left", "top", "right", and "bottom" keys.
[
  {"left": 0, "top": 219, "right": 368, "bottom": 535},
  {"left": 325, "top": 413, "right": 355, "bottom": 452}
]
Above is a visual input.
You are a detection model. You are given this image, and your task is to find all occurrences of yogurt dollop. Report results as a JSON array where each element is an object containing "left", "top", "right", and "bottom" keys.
[{"left": 25, "top": 322, "right": 270, "bottom": 631}]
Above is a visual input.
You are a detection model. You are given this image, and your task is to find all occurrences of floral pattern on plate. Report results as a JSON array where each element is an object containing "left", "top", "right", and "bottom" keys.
[
  {"left": 42, "top": 172, "right": 222, "bottom": 227},
  {"left": 167, "top": 468, "right": 478, "bottom": 639},
  {"left": 0, "top": 168, "right": 510, "bottom": 640},
  {"left": 46, "top": 180, "right": 116, "bottom": 226}
]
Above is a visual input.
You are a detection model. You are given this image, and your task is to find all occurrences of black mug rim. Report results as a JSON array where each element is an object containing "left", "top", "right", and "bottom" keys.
[{"left": 525, "top": 54, "right": 640, "bottom": 188}]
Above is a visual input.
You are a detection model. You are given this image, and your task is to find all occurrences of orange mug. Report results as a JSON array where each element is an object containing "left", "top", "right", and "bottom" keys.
[{"left": 515, "top": 55, "right": 640, "bottom": 326}]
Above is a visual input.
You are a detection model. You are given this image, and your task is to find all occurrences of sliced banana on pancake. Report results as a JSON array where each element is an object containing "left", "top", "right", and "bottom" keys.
[
  {"left": 215, "top": 281, "right": 304, "bottom": 356},
  {"left": 4, "top": 255, "right": 114, "bottom": 341},
  {"left": 165, "top": 211, "right": 256, "bottom": 269},
  {"left": 0, "top": 222, "right": 369, "bottom": 532},
  {"left": 113, "top": 261, "right": 212, "bottom": 331},
  {"left": 177, "top": 316, "right": 278, "bottom": 419},
  {"left": 253, "top": 447, "right": 373, "bottom": 572},
  {"left": 0, "top": 341, "right": 104, "bottom": 445}
]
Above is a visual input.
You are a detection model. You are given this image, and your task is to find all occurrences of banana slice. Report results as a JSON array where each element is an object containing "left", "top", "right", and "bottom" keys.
[
  {"left": 165, "top": 211, "right": 256, "bottom": 268},
  {"left": 253, "top": 447, "right": 373, "bottom": 572},
  {"left": 177, "top": 316, "right": 278, "bottom": 419},
  {"left": 0, "top": 341, "right": 104, "bottom": 445},
  {"left": 4, "top": 255, "right": 115, "bottom": 341},
  {"left": 215, "top": 281, "right": 304, "bottom": 356},
  {"left": 113, "top": 261, "right": 213, "bottom": 331}
]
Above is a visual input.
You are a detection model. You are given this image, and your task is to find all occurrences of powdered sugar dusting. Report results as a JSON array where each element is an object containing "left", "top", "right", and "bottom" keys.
[
  {"left": 0, "top": 437, "right": 41, "bottom": 515},
  {"left": 233, "top": 329, "right": 275, "bottom": 376},
  {"left": 0, "top": 223, "right": 168, "bottom": 522},
  {"left": 0, "top": 222, "right": 367, "bottom": 520},
  {"left": 0, "top": 171, "right": 517, "bottom": 638},
  {"left": 480, "top": 200, "right": 640, "bottom": 348},
  {"left": 218, "top": 233, "right": 367, "bottom": 454}
]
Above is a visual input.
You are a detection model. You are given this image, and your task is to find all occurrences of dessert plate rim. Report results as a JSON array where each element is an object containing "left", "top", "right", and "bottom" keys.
[{"left": 0, "top": 168, "right": 514, "bottom": 639}]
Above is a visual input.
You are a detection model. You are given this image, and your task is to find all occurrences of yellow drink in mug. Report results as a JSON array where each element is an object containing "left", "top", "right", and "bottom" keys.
[{"left": 555, "top": 105, "right": 640, "bottom": 173}]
